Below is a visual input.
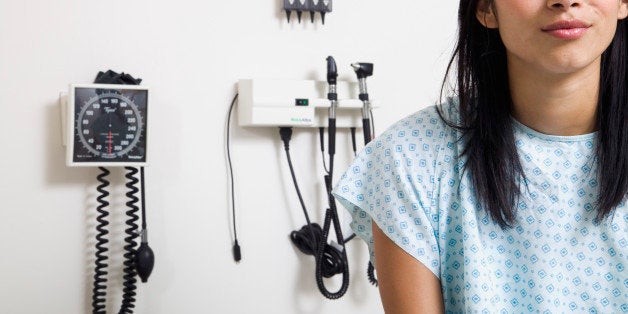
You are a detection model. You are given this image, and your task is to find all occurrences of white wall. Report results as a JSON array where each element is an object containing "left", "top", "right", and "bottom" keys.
[{"left": 0, "top": 1, "right": 458, "bottom": 313}]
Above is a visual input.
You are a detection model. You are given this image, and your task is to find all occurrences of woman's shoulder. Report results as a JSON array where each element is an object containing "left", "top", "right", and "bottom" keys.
[{"left": 374, "top": 99, "right": 460, "bottom": 153}]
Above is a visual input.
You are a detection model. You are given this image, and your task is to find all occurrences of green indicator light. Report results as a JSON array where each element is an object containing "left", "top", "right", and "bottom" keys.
[{"left": 295, "top": 98, "right": 309, "bottom": 106}]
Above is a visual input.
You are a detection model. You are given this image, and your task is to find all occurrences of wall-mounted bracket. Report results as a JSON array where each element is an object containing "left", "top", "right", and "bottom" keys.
[
  {"left": 237, "top": 79, "right": 375, "bottom": 128},
  {"left": 283, "top": 0, "right": 332, "bottom": 24},
  {"left": 60, "top": 93, "right": 69, "bottom": 147}
]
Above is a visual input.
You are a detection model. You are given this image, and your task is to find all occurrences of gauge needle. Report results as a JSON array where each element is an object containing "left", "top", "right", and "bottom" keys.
[{"left": 108, "top": 131, "right": 113, "bottom": 155}]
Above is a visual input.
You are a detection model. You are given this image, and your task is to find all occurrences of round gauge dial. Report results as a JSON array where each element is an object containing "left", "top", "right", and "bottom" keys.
[
  {"left": 72, "top": 86, "right": 148, "bottom": 164},
  {"left": 77, "top": 92, "right": 142, "bottom": 158}
]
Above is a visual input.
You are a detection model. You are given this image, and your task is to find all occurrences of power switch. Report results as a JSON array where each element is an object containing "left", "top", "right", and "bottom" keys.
[{"left": 295, "top": 98, "right": 309, "bottom": 106}]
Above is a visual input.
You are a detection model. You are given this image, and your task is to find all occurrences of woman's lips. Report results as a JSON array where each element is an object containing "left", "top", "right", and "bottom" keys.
[{"left": 542, "top": 20, "right": 591, "bottom": 39}]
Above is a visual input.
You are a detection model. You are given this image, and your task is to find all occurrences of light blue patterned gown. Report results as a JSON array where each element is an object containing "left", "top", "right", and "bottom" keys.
[{"left": 332, "top": 105, "right": 628, "bottom": 313}]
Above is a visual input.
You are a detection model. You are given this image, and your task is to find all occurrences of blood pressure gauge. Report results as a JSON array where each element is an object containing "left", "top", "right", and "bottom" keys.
[{"left": 62, "top": 84, "right": 149, "bottom": 167}]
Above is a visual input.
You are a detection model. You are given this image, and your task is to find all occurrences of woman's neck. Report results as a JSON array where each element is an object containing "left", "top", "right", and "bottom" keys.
[{"left": 508, "top": 56, "right": 601, "bottom": 136}]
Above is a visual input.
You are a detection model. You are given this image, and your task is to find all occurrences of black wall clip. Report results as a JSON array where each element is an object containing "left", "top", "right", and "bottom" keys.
[{"left": 283, "top": 0, "right": 332, "bottom": 24}]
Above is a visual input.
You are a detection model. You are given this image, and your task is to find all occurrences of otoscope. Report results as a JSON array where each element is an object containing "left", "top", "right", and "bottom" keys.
[
  {"left": 351, "top": 63, "right": 374, "bottom": 144},
  {"left": 311, "top": 55, "right": 350, "bottom": 299}
]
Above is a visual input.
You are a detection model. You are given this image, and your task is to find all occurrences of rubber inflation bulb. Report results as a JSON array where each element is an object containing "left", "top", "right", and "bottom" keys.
[{"left": 135, "top": 242, "right": 155, "bottom": 283}]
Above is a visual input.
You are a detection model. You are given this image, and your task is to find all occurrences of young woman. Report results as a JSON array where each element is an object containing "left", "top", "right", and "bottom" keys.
[{"left": 333, "top": 0, "right": 628, "bottom": 312}]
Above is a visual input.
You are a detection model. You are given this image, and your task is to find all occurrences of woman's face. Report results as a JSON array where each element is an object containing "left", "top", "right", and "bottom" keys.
[{"left": 477, "top": 0, "right": 628, "bottom": 75}]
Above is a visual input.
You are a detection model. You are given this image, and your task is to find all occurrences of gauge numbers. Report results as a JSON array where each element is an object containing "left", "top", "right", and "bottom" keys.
[{"left": 71, "top": 86, "right": 148, "bottom": 165}]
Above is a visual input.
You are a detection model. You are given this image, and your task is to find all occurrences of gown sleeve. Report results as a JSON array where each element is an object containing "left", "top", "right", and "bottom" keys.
[{"left": 332, "top": 107, "right": 448, "bottom": 277}]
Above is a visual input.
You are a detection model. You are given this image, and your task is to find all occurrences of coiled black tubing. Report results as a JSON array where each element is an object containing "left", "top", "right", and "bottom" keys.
[
  {"left": 91, "top": 167, "right": 140, "bottom": 314},
  {"left": 120, "top": 167, "right": 140, "bottom": 314},
  {"left": 314, "top": 206, "right": 350, "bottom": 299},
  {"left": 313, "top": 175, "right": 350, "bottom": 299},
  {"left": 93, "top": 167, "right": 110, "bottom": 314},
  {"left": 290, "top": 223, "right": 347, "bottom": 278}
]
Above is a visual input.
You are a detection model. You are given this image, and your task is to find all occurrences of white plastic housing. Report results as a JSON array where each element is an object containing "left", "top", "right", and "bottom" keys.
[{"left": 237, "top": 79, "right": 374, "bottom": 128}]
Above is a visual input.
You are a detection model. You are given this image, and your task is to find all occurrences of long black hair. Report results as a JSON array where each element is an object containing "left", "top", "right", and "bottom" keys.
[{"left": 439, "top": 0, "right": 628, "bottom": 227}]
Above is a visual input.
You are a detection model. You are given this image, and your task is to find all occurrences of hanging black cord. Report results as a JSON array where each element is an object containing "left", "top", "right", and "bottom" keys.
[
  {"left": 140, "top": 167, "right": 147, "bottom": 230},
  {"left": 281, "top": 128, "right": 349, "bottom": 290},
  {"left": 315, "top": 175, "right": 350, "bottom": 299},
  {"left": 319, "top": 127, "right": 329, "bottom": 174},
  {"left": 280, "top": 128, "right": 313, "bottom": 225},
  {"left": 93, "top": 167, "right": 110, "bottom": 314},
  {"left": 135, "top": 167, "right": 155, "bottom": 283},
  {"left": 319, "top": 109, "right": 350, "bottom": 298},
  {"left": 226, "top": 94, "right": 242, "bottom": 262},
  {"left": 324, "top": 125, "right": 356, "bottom": 244},
  {"left": 318, "top": 126, "right": 357, "bottom": 245},
  {"left": 341, "top": 127, "right": 358, "bottom": 243},
  {"left": 350, "top": 127, "right": 357, "bottom": 157},
  {"left": 92, "top": 167, "right": 148, "bottom": 313},
  {"left": 283, "top": 128, "right": 324, "bottom": 259},
  {"left": 363, "top": 110, "right": 378, "bottom": 287},
  {"left": 119, "top": 167, "right": 140, "bottom": 314},
  {"left": 90, "top": 70, "right": 149, "bottom": 312},
  {"left": 369, "top": 109, "right": 376, "bottom": 138}
]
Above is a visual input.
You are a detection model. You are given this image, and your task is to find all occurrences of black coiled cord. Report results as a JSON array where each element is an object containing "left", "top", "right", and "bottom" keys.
[
  {"left": 314, "top": 176, "right": 350, "bottom": 299},
  {"left": 290, "top": 223, "right": 347, "bottom": 278},
  {"left": 290, "top": 223, "right": 322, "bottom": 256},
  {"left": 367, "top": 261, "right": 378, "bottom": 286},
  {"left": 281, "top": 128, "right": 349, "bottom": 299},
  {"left": 90, "top": 167, "right": 143, "bottom": 314},
  {"left": 120, "top": 167, "right": 140, "bottom": 314},
  {"left": 90, "top": 71, "right": 145, "bottom": 313},
  {"left": 93, "top": 167, "right": 110, "bottom": 314}
]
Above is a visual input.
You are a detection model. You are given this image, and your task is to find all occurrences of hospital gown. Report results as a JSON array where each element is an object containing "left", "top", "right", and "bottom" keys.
[{"left": 332, "top": 105, "right": 628, "bottom": 313}]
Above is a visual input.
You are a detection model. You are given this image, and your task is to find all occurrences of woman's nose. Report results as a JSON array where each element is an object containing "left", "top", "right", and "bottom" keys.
[{"left": 547, "top": 0, "right": 581, "bottom": 9}]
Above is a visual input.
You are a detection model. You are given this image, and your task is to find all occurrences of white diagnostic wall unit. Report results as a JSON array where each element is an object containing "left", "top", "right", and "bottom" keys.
[{"left": 238, "top": 79, "right": 371, "bottom": 128}]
